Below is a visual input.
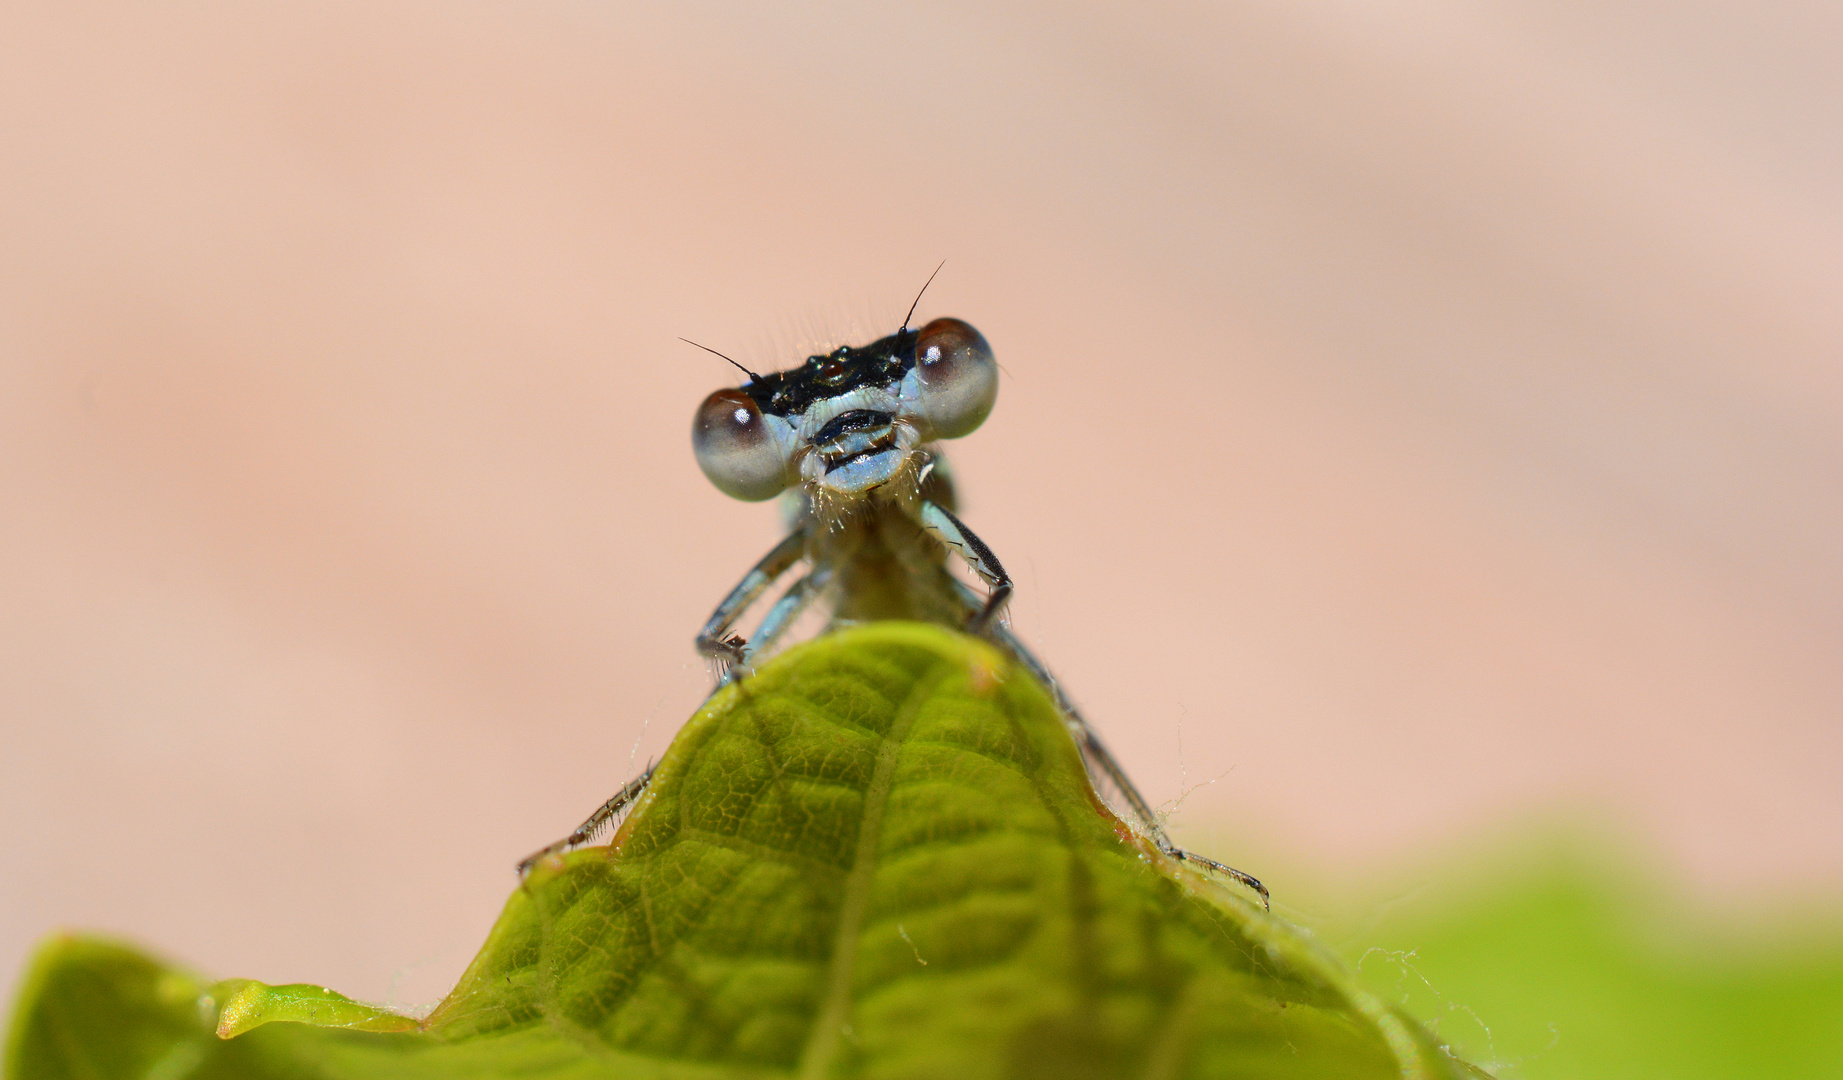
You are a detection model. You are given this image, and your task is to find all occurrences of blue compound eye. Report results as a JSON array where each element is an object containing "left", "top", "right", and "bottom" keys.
[
  {"left": 912, "top": 318, "right": 997, "bottom": 440},
  {"left": 693, "top": 389, "right": 792, "bottom": 501}
]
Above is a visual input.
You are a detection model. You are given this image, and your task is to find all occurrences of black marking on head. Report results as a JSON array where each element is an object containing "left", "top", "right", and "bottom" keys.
[
  {"left": 738, "top": 328, "right": 920, "bottom": 417},
  {"left": 812, "top": 409, "right": 893, "bottom": 444}
]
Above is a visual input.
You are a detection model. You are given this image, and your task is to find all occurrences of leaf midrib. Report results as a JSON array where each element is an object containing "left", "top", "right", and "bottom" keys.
[{"left": 796, "top": 658, "right": 952, "bottom": 1080}]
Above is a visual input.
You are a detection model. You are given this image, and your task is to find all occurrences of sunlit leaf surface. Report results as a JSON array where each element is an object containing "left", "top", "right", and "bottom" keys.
[{"left": 6, "top": 623, "right": 1476, "bottom": 1079}]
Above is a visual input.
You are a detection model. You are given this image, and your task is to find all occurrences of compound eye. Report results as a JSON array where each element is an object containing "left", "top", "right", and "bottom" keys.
[
  {"left": 912, "top": 317, "right": 998, "bottom": 440},
  {"left": 693, "top": 389, "right": 790, "bottom": 501}
]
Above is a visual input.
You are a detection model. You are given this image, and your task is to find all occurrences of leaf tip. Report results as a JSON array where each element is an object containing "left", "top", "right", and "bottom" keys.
[
  {"left": 210, "top": 979, "right": 419, "bottom": 1039},
  {"left": 521, "top": 850, "right": 572, "bottom": 887}
]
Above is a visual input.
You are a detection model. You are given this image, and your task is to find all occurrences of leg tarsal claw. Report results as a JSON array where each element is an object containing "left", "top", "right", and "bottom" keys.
[{"left": 697, "top": 633, "right": 748, "bottom": 663}]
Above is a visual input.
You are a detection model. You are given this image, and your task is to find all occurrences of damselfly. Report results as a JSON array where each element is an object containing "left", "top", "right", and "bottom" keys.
[{"left": 520, "top": 287, "right": 1267, "bottom": 907}]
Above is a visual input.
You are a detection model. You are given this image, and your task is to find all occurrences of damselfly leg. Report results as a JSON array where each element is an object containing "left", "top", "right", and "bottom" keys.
[
  {"left": 916, "top": 500, "right": 1012, "bottom": 634},
  {"left": 743, "top": 564, "right": 834, "bottom": 671},
  {"left": 945, "top": 576, "right": 1271, "bottom": 908},
  {"left": 515, "top": 763, "right": 656, "bottom": 877},
  {"left": 693, "top": 529, "right": 806, "bottom": 676}
]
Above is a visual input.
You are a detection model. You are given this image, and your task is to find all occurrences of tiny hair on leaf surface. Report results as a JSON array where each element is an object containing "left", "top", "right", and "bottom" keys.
[{"left": 5, "top": 623, "right": 1485, "bottom": 1079}]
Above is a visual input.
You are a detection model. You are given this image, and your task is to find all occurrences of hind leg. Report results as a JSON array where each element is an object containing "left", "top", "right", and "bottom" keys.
[
  {"left": 950, "top": 578, "right": 1269, "bottom": 908},
  {"left": 515, "top": 762, "right": 656, "bottom": 878}
]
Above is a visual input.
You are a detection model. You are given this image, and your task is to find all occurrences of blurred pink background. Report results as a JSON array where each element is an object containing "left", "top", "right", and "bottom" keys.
[{"left": 4, "top": 1, "right": 1839, "bottom": 1012}]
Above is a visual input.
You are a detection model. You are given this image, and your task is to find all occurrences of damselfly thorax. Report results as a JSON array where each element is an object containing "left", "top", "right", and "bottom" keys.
[
  {"left": 520, "top": 308, "right": 1268, "bottom": 907},
  {"left": 802, "top": 470, "right": 966, "bottom": 630}
]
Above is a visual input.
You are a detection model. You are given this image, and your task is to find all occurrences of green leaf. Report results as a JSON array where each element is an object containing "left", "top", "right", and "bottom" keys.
[
  {"left": 7, "top": 622, "right": 1480, "bottom": 1079},
  {"left": 212, "top": 981, "right": 421, "bottom": 1039},
  {"left": 1331, "top": 841, "right": 1843, "bottom": 1079}
]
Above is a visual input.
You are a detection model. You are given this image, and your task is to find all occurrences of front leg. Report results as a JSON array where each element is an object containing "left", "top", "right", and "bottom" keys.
[
  {"left": 694, "top": 528, "right": 808, "bottom": 680},
  {"left": 917, "top": 500, "right": 1012, "bottom": 634},
  {"left": 738, "top": 564, "right": 833, "bottom": 671},
  {"left": 517, "top": 534, "right": 807, "bottom": 877}
]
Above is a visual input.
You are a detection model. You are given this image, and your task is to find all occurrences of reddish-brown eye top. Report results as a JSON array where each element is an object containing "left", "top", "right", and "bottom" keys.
[
  {"left": 695, "top": 389, "right": 763, "bottom": 447},
  {"left": 693, "top": 389, "right": 789, "bottom": 501},
  {"left": 915, "top": 318, "right": 983, "bottom": 383},
  {"left": 912, "top": 317, "right": 998, "bottom": 440}
]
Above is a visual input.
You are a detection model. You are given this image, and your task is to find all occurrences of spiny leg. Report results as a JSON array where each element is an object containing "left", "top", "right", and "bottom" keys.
[
  {"left": 734, "top": 565, "right": 834, "bottom": 676},
  {"left": 999, "top": 621, "right": 1268, "bottom": 907},
  {"left": 951, "top": 578, "right": 1270, "bottom": 909},
  {"left": 521, "top": 532, "right": 809, "bottom": 876},
  {"left": 917, "top": 500, "right": 1012, "bottom": 633},
  {"left": 516, "top": 762, "right": 656, "bottom": 878},
  {"left": 695, "top": 528, "right": 807, "bottom": 681}
]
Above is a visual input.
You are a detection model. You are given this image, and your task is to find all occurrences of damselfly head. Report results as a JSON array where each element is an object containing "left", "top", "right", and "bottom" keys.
[{"left": 692, "top": 318, "right": 996, "bottom": 502}]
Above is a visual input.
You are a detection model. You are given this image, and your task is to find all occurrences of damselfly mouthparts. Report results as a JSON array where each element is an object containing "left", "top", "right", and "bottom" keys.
[{"left": 520, "top": 297, "right": 1267, "bottom": 907}]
